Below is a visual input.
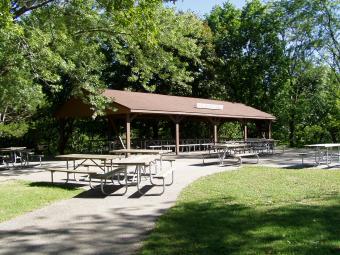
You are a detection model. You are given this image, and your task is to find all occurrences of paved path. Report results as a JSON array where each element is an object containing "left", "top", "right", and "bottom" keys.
[
  {"left": 0, "top": 157, "right": 235, "bottom": 255},
  {"left": 0, "top": 150, "right": 338, "bottom": 255}
]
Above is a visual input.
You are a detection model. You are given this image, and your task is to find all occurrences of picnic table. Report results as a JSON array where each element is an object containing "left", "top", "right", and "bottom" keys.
[
  {"left": 110, "top": 149, "right": 172, "bottom": 157},
  {"left": 245, "top": 139, "right": 279, "bottom": 154},
  {"left": 212, "top": 143, "right": 258, "bottom": 165},
  {"left": 56, "top": 153, "right": 121, "bottom": 172},
  {"left": 51, "top": 154, "right": 174, "bottom": 195},
  {"left": 0, "top": 147, "right": 29, "bottom": 167},
  {"left": 305, "top": 143, "right": 340, "bottom": 166}
]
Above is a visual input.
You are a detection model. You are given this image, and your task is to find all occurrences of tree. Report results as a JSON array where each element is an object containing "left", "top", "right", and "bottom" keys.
[
  {"left": 207, "top": 0, "right": 286, "bottom": 110},
  {"left": 272, "top": 0, "right": 340, "bottom": 145},
  {"left": 0, "top": 2, "right": 44, "bottom": 137},
  {"left": 102, "top": 6, "right": 209, "bottom": 96},
  {"left": 1, "top": 0, "right": 211, "bottom": 151}
]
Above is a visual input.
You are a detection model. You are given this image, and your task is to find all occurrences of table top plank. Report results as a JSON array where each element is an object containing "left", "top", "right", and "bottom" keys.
[
  {"left": 55, "top": 154, "right": 161, "bottom": 165},
  {"left": 110, "top": 149, "right": 172, "bottom": 154},
  {"left": 0, "top": 147, "right": 27, "bottom": 152},
  {"left": 305, "top": 143, "right": 340, "bottom": 148},
  {"left": 56, "top": 154, "right": 120, "bottom": 160},
  {"left": 213, "top": 143, "right": 248, "bottom": 149}
]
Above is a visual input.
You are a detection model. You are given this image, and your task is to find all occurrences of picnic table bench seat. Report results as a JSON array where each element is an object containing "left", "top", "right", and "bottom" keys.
[
  {"left": 298, "top": 152, "right": 312, "bottom": 165},
  {"left": 149, "top": 158, "right": 175, "bottom": 195},
  {"left": 232, "top": 152, "right": 259, "bottom": 164},
  {"left": 88, "top": 167, "right": 127, "bottom": 195},
  {"left": 202, "top": 152, "right": 221, "bottom": 165},
  {"left": 45, "top": 167, "right": 98, "bottom": 183},
  {"left": 27, "top": 152, "right": 44, "bottom": 166},
  {"left": 46, "top": 167, "right": 127, "bottom": 195},
  {"left": 202, "top": 151, "right": 259, "bottom": 165}
]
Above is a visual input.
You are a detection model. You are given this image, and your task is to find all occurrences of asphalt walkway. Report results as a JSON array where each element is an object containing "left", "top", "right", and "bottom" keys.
[{"left": 0, "top": 156, "right": 233, "bottom": 255}]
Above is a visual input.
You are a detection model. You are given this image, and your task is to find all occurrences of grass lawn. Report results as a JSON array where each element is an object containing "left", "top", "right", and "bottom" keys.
[
  {"left": 0, "top": 180, "right": 83, "bottom": 223},
  {"left": 140, "top": 166, "right": 340, "bottom": 255}
]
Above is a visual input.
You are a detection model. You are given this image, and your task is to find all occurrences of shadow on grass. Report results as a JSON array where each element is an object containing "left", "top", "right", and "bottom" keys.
[
  {"left": 283, "top": 164, "right": 317, "bottom": 170},
  {"left": 28, "top": 182, "right": 85, "bottom": 190},
  {"left": 141, "top": 197, "right": 340, "bottom": 255}
]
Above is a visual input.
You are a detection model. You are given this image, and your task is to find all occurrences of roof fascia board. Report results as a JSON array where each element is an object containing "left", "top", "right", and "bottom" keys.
[{"left": 128, "top": 109, "right": 275, "bottom": 120}]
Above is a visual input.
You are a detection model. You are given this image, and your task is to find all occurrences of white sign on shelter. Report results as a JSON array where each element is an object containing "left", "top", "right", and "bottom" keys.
[{"left": 196, "top": 102, "right": 224, "bottom": 110}]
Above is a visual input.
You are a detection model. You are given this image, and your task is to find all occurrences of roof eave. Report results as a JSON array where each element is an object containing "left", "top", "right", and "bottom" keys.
[{"left": 129, "top": 109, "right": 275, "bottom": 120}]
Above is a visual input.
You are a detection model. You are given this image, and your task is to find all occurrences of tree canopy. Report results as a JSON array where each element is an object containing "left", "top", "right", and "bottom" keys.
[{"left": 0, "top": 0, "right": 338, "bottom": 150}]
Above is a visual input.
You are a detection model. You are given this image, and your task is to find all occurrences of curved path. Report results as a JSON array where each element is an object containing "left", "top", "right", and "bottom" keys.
[{"left": 0, "top": 157, "right": 234, "bottom": 255}]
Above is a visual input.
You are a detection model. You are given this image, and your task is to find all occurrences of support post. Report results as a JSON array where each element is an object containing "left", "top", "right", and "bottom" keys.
[
  {"left": 169, "top": 115, "right": 183, "bottom": 155},
  {"left": 175, "top": 122, "right": 180, "bottom": 155},
  {"left": 268, "top": 121, "right": 272, "bottom": 139},
  {"left": 208, "top": 117, "right": 220, "bottom": 145},
  {"left": 244, "top": 124, "right": 248, "bottom": 141},
  {"left": 126, "top": 115, "right": 131, "bottom": 150},
  {"left": 213, "top": 123, "right": 218, "bottom": 145}
]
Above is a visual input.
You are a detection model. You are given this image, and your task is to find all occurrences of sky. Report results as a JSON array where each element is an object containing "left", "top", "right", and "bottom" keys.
[{"left": 165, "top": 0, "right": 246, "bottom": 17}]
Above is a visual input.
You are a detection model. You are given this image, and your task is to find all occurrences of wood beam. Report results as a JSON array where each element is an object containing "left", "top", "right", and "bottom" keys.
[
  {"left": 244, "top": 124, "right": 248, "bottom": 141},
  {"left": 213, "top": 123, "right": 218, "bottom": 145},
  {"left": 207, "top": 117, "right": 220, "bottom": 125},
  {"left": 169, "top": 115, "right": 184, "bottom": 123},
  {"left": 168, "top": 115, "right": 183, "bottom": 155},
  {"left": 268, "top": 121, "right": 272, "bottom": 139},
  {"left": 126, "top": 114, "right": 131, "bottom": 150},
  {"left": 175, "top": 122, "right": 180, "bottom": 155}
]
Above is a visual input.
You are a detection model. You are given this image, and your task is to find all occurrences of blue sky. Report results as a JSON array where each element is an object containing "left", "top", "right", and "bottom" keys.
[{"left": 165, "top": 0, "right": 246, "bottom": 16}]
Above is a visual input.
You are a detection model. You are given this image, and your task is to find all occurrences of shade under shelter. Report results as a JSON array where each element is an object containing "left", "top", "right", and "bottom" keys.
[{"left": 56, "top": 89, "right": 275, "bottom": 154}]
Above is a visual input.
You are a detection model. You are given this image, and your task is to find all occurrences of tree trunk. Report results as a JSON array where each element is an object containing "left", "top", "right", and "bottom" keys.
[
  {"left": 58, "top": 118, "right": 74, "bottom": 154},
  {"left": 288, "top": 116, "right": 296, "bottom": 147}
]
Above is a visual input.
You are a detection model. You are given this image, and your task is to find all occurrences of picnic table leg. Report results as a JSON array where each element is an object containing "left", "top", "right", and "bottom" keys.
[
  {"left": 110, "top": 168, "right": 128, "bottom": 195},
  {"left": 326, "top": 148, "right": 331, "bottom": 166},
  {"left": 314, "top": 149, "right": 320, "bottom": 165},
  {"left": 89, "top": 175, "right": 95, "bottom": 189},
  {"left": 302, "top": 154, "right": 304, "bottom": 165},
  {"left": 51, "top": 171, "right": 54, "bottom": 183},
  {"left": 100, "top": 177, "right": 109, "bottom": 195},
  {"left": 120, "top": 168, "right": 128, "bottom": 195},
  {"left": 137, "top": 165, "right": 143, "bottom": 194}
]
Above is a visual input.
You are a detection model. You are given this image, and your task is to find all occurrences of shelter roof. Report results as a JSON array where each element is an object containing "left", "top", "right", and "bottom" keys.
[
  {"left": 103, "top": 89, "right": 275, "bottom": 120},
  {"left": 56, "top": 89, "right": 275, "bottom": 120}
]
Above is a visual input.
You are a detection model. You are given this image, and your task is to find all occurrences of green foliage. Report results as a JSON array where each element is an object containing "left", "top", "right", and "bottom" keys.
[
  {"left": 103, "top": 6, "right": 209, "bottom": 95},
  {"left": 207, "top": 0, "right": 339, "bottom": 145},
  {"left": 219, "top": 122, "right": 242, "bottom": 140},
  {"left": 0, "top": 17, "right": 44, "bottom": 135},
  {"left": 140, "top": 166, "right": 340, "bottom": 255},
  {"left": 0, "top": 0, "right": 338, "bottom": 149},
  {"left": 0, "top": 122, "right": 29, "bottom": 138},
  {"left": 207, "top": 0, "right": 286, "bottom": 110}
]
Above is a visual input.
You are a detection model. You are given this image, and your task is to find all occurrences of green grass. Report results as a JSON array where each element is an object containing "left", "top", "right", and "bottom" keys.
[
  {"left": 0, "top": 180, "right": 83, "bottom": 222},
  {"left": 140, "top": 166, "right": 340, "bottom": 255}
]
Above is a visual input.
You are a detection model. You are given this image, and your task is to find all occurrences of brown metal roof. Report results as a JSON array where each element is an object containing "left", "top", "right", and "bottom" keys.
[
  {"left": 103, "top": 89, "right": 275, "bottom": 120},
  {"left": 56, "top": 89, "right": 275, "bottom": 120}
]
